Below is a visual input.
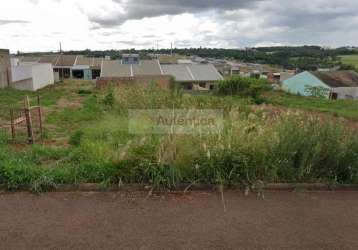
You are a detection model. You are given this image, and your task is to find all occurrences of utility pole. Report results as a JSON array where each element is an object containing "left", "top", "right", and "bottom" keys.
[{"left": 60, "top": 42, "right": 63, "bottom": 81}]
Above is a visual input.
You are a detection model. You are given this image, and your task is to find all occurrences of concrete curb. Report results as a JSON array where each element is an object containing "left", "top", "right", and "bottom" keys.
[{"left": 1, "top": 183, "right": 358, "bottom": 193}]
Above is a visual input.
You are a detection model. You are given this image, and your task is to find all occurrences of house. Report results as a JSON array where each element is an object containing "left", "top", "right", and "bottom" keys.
[
  {"left": 282, "top": 71, "right": 358, "bottom": 99},
  {"left": 161, "top": 64, "right": 224, "bottom": 90},
  {"left": 97, "top": 57, "right": 224, "bottom": 90},
  {"left": 267, "top": 71, "right": 295, "bottom": 84},
  {"left": 49, "top": 55, "right": 77, "bottom": 79},
  {"left": 38, "top": 55, "right": 104, "bottom": 80},
  {"left": 121, "top": 54, "right": 140, "bottom": 64},
  {"left": 0, "top": 49, "right": 11, "bottom": 88},
  {"left": 97, "top": 59, "right": 172, "bottom": 89},
  {"left": 10, "top": 62, "right": 54, "bottom": 91},
  {"left": 73, "top": 56, "right": 102, "bottom": 80}
]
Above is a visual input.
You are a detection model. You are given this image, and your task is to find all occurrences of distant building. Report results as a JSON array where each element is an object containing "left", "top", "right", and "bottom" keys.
[
  {"left": 267, "top": 71, "right": 295, "bottom": 84},
  {"left": 121, "top": 54, "right": 140, "bottom": 64},
  {"left": 0, "top": 49, "right": 11, "bottom": 88},
  {"left": 161, "top": 64, "right": 224, "bottom": 90},
  {"left": 282, "top": 70, "right": 358, "bottom": 100},
  {"left": 36, "top": 55, "right": 103, "bottom": 80},
  {"left": 97, "top": 59, "right": 171, "bottom": 89},
  {"left": 97, "top": 60, "right": 224, "bottom": 91}
]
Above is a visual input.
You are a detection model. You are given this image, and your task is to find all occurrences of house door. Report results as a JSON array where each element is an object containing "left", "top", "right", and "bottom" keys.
[{"left": 330, "top": 92, "right": 338, "bottom": 100}]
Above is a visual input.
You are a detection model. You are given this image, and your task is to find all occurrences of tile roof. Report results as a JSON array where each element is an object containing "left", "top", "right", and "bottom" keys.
[
  {"left": 100, "top": 60, "right": 223, "bottom": 82},
  {"left": 21, "top": 57, "right": 40, "bottom": 63},
  {"left": 101, "top": 60, "right": 132, "bottom": 77},
  {"left": 132, "top": 60, "right": 162, "bottom": 75},
  {"left": 311, "top": 70, "right": 358, "bottom": 88},
  {"left": 162, "top": 64, "right": 223, "bottom": 82},
  {"left": 75, "top": 57, "right": 103, "bottom": 69},
  {"left": 75, "top": 56, "right": 92, "bottom": 66},
  {"left": 55, "top": 55, "right": 77, "bottom": 67},
  {"left": 189, "top": 64, "right": 224, "bottom": 81},
  {"left": 161, "top": 65, "right": 193, "bottom": 81},
  {"left": 101, "top": 60, "right": 162, "bottom": 77},
  {"left": 38, "top": 55, "right": 59, "bottom": 65}
]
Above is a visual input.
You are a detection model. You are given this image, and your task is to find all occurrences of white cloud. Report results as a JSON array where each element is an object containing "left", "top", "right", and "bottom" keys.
[{"left": 0, "top": 0, "right": 357, "bottom": 52}]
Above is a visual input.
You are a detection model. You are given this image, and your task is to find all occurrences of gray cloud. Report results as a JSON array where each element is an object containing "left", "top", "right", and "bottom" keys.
[{"left": 89, "top": 0, "right": 261, "bottom": 27}]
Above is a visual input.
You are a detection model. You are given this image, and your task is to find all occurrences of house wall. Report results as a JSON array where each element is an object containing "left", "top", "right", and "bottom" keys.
[
  {"left": 31, "top": 63, "right": 54, "bottom": 90},
  {"left": 96, "top": 75, "right": 172, "bottom": 89},
  {"left": 11, "top": 65, "right": 32, "bottom": 82},
  {"left": 282, "top": 71, "right": 330, "bottom": 96},
  {"left": 11, "top": 78, "right": 34, "bottom": 91},
  {"left": 11, "top": 63, "right": 54, "bottom": 91},
  {"left": 54, "top": 71, "right": 60, "bottom": 82},
  {"left": 332, "top": 87, "right": 358, "bottom": 100},
  {"left": 0, "top": 49, "right": 11, "bottom": 88}
]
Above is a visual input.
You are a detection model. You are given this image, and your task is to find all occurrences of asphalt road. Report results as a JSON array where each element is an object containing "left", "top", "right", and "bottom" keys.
[{"left": 0, "top": 191, "right": 358, "bottom": 250}]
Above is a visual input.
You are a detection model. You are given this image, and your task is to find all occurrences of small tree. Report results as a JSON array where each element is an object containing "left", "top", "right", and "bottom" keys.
[{"left": 304, "top": 85, "right": 330, "bottom": 98}]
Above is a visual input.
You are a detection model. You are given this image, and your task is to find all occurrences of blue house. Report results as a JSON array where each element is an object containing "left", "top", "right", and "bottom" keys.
[{"left": 282, "top": 71, "right": 358, "bottom": 99}]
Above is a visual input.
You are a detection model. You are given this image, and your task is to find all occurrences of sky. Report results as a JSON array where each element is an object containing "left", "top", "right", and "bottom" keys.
[{"left": 0, "top": 0, "right": 358, "bottom": 52}]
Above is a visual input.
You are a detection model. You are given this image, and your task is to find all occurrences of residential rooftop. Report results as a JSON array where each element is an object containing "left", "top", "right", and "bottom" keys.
[{"left": 311, "top": 70, "right": 358, "bottom": 88}]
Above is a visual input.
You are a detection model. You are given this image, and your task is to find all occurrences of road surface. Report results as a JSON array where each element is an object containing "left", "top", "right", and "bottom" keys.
[{"left": 0, "top": 191, "right": 358, "bottom": 250}]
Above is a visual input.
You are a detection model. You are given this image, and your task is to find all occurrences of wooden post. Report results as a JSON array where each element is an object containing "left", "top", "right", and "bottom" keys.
[
  {"left": 24, "top": 96, "right": 34, "bottom": 144},
  {"left": 37, "top": 96, "right": 43, "bottom": 140},
  {"left": 10, "top": 109, "right": 15, "bottom": 142}
]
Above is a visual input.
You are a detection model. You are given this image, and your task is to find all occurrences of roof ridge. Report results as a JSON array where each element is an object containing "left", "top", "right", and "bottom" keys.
[
  {"left": 186, "top": 65, "right": 195, "bottom": 81},
  {"left": 157, "top": 60, "right": 163, "bottom": 75},
  {"left": 130, "top": 64, "right": 134, "bottom": 77}
]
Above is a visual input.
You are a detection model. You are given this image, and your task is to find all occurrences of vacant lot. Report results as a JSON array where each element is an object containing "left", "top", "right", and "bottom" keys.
[
  {"left": 1, "top": 191, "right": 358, "bottom": 250},
  {"left": 0, "top": 80, "right": 358, "bottom": 191}
]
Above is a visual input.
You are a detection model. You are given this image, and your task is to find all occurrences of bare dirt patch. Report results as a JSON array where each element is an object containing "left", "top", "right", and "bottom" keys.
[{"left": 57, "top": 97, "right": 84, "bottom": 109}]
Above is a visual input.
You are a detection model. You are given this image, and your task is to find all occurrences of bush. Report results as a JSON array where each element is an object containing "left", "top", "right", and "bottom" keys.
[
  {"left": 103, "top": 90, "right": 114, "bottom": 107},
  {"left": 217, "top": 76, "right": 271, "bottom": 98}
]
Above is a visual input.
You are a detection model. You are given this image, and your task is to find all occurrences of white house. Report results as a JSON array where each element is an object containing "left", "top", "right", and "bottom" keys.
[{"left": 11, "top": 63, "right": 54, "bottom": 91}]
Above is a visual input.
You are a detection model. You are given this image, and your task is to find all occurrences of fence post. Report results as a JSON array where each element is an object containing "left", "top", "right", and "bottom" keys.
[
  {"left": 10, "top": 109, "right": 15, "bottom": 142},
  {"left": 37, "top": 96, "right": 43, "bottom": 140},
  {"left": 24, "top": 96, "right": 34, "bottom": 144}
]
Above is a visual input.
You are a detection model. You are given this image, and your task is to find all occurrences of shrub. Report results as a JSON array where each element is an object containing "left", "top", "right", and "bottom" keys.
[
  {"left": 217, "top": 76, "right": 271, "bottom": 98},
  {"left": 304, "top": 85, "right": 330, "bottom": 98},
  {"left": 103, "top": 90, "right": 114, "bottom": 107}
]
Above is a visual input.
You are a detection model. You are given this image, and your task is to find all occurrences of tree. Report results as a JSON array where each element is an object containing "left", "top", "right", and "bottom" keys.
[{"left": 304, "top": 85, "right": 330, "bottom": 98}]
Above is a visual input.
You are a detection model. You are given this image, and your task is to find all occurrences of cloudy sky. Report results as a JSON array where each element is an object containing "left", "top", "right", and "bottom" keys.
[{"left": 0, "top": 0, "right": 358, "bottom": 52}]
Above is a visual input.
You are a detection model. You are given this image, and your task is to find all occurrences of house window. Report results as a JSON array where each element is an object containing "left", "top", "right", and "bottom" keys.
[
  {"left": 183, "top": 83, "right": 193, "bottom": 90},
  {"left": 199, "top": 82, "right": 206, "bottom": 88}
]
